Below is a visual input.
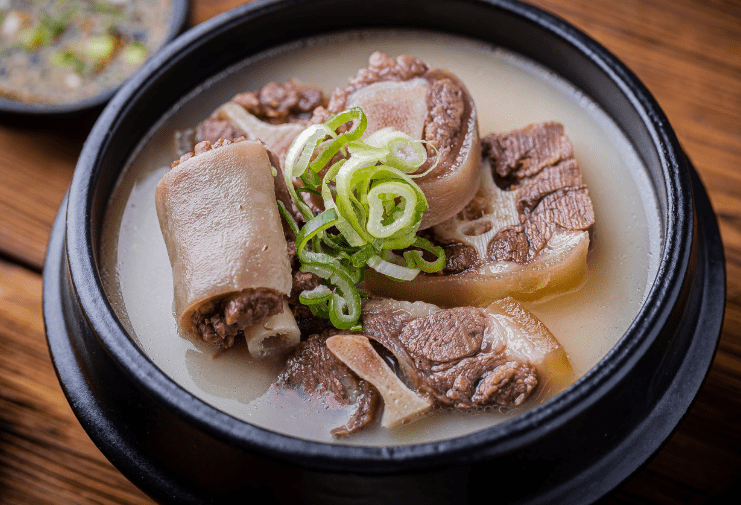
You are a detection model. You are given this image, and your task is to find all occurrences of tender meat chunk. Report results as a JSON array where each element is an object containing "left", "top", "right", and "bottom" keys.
[
  {"left": 442, "top": 242, "right": 479, "bottom": 274},
  {"left": 516, "top": 159, "right": 582, "bottom": 214},
  {"left": 191, "top": 81, "right": 326, "bottom": 164},
  {"left": 424, "top": 76, "right": 466, "bottom": 163},
  {"left": 430, "top": 122, "right": 595, "bottom": 265},
  {"left": 195, "top": 81, "right": 326, "bottom": 143},
  {"left": 278, "top": 334, "right": 380, "bottom": 436},
  {"left": 190, "top": 288, "right": 284, "bottom": 348},
  {"left": 399, "top": 307, "right": 486, "bottom": 366},
  {"left": 232, "top": 80, "right": 326, "bottom": 124},
  {"left": 331, "top": 52, "right": 428, "bottom": 98},
  {"left": 197, "top": 118, "right": 244, "bottom": 145},
  {"left": 488, "top": 185, "right": 594, "bottom": 263},
  {"left": 470, "top": 360, "right": 538, "bottom": 406},
  {"left": 326, "top": 335, "right": 433, "bottom": 428},
  {"left": 487, "top": 227, "right": 530, "bottom": 263},
  {"left": 424, "top": 353, "right": 537, "bottom": 408},
  {"left": 361, "top": 299, "right": 539, "bottom": 409},
  {"left": 481, "top": 122, "right": 574, "bottom": 187},
  {"left": 278, "top": 298, "right": 567, "bottom": 436}
]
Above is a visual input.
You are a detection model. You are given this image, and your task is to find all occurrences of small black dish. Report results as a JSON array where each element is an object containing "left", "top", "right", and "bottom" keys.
[
  {"left": 0, "top": 0, "right": 189, "bottom": 120},
  {"left": 43, "top": 1, "right": 726, "bottom": 504}
]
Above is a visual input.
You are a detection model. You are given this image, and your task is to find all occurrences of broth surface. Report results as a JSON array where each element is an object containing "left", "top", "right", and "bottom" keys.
[{"left": 100, "top": 30, "right": 662, "bottom": 445}]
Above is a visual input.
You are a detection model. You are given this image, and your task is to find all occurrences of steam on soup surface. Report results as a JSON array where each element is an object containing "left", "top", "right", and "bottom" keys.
[{"left": 100, "top": 30, "right": 661, "bottom": 446}]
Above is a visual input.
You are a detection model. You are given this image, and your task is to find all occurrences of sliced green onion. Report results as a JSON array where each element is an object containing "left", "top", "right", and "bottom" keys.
[
  {"left": 86, "top": 34, "right": 117, "bottom": 65},
  {"left": 299, "top": 285, "right": 333, "bottom": 305},
  {"left": 387, "top": 137, "right": 426, "bottom": 170},
  {"left": 295, "top": 209, "right": 339, "bottom": 253},
  {"left": 366, "top": 181, "right": 417, "bottom": 238},
  {"left": 327, "top": 268, "right": 362, "bottom": 329},
  {"left": 403, "top": 237, "right": 447, "bottom": 273},
  {"left": 367, "top": 255, "right": 420, "bottom": 281},
  {"left": 308, "top": 107, "right": 366, "bottom": 172},
  {"left": 300, "top": 263, "right": 361, "bottom": 329},
  {"left": 280, "top": 106, "right": 446, "bottom": 329},
  {"left": 276, "top": 200, "right": 299, "bottom": 236}
]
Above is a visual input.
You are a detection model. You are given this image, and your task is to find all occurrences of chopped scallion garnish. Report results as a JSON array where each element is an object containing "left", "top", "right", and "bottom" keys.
[{"left": 281, "top": 107, "right": 446, "bottom": 328}]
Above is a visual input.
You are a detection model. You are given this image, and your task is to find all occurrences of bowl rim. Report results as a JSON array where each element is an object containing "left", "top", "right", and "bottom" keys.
[
  {"left": 0, "top": 0, "right": 190, "bottom": 118},
  {"left": 65, "top": 0, "right": 693, "bottom": 470}
]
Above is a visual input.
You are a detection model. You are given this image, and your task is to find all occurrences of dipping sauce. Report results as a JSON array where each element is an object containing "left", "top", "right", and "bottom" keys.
[
  {"left": 0, "top": 0, "right": 172, "bottom": 105},
  {"left": 100, "top": 30, "right": 662, "bottom": 446}
]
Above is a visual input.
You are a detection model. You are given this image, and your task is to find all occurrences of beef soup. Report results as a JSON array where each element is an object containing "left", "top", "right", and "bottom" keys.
[{"left": 99, "top": 30, "right": 661, "bottom": 445}]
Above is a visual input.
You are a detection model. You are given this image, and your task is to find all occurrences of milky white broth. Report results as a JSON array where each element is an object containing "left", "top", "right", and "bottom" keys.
[{"left": 99, "top": 30, "right": 662, "bottom": 446}]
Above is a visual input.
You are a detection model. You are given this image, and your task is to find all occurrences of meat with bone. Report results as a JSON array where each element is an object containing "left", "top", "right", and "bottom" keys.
[
  {"left": 278, "top": 333, "right": 381, "bottom": 437},
  {"left": 195, "top": 80, "right": 328, "bottom": 165},
  {"left": 156, "top": 138, "right": 300, "bottom": 355},
  {"left": 316, "top": 52, "right": 481, "bottom": 229},
  {"left": 326, "top": 334, "right": 433, "bottom": 428},
  {"left": 280, "top": 296, "right": 571, "bottom": 434},
  {"left": 365, "top": 122, "right": 594, "bottom": 307},
  {"left": 361, "top": 298, "right": 557, "bottom": 409}
]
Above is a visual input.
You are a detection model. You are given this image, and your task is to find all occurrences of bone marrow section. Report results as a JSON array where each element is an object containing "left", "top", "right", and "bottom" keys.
[
  {"left": 366, "top": 122, "right": 594, "bottom": 307},
  {"left": 190, "top": 287, "right": 284, "bottom": 348},
  {"left": 326, "top": 334, "right": 432, "bottom": 428},
  {"left": 347, "top": 78, "right": 429, "bottom": 140},
  {"left": 318, "top": 52, "right": 481, "bottom": 228},
  {"left": 156, "top": 139, "right": 298, "bottom": 354}
]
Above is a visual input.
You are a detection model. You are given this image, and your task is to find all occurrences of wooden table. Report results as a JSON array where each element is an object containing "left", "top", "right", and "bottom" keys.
[{"left": 1, "top": 0, "right": 739, "bottom": 503}]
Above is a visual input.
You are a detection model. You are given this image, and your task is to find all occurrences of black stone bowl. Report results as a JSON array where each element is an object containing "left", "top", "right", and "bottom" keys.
[
  {"left": 0, "top": 0, "right": 189, "bottom": 119},
  {"left": 42, "top": 0, "right": 726, "bottom": 503}
]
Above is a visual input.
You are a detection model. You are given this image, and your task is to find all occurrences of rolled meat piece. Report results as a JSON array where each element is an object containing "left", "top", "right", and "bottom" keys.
[
  {"left": 156, "top": 138, "right": 299, "bottom": 355},
  {"left": 317, "top": 52, "right": 481, "bottom": 229}
]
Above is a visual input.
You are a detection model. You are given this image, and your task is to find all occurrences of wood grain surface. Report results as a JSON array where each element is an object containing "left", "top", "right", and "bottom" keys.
[{"left": 0, "top": 0, "right": 739, "bottom": 503}]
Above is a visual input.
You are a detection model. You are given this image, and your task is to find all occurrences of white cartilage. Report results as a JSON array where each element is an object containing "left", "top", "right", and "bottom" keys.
[
  {"left": 326, "top": 334, "right": 432, "bottom": 428},
  {"left": 244, "top": 301, "right": 301, "bottom": 359}
]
